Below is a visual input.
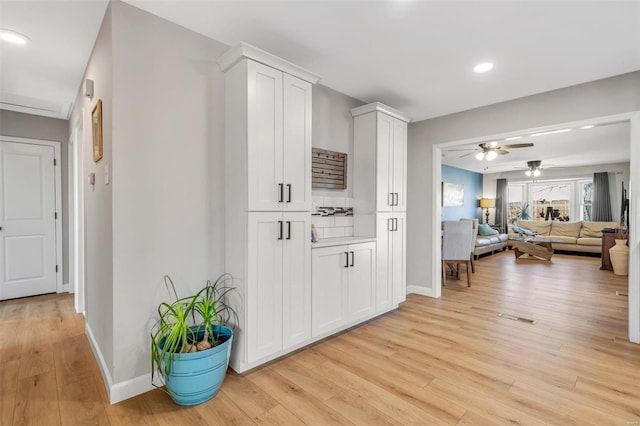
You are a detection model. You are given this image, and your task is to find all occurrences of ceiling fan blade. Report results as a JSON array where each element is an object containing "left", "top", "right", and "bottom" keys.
[
  {"left": 499, "top": 143, "right": 534, "bottom": 149},
  {"left": 495, "top": 149, "right": 509, "bottom": 155},
  {"left": 459, "top": 151, "right": 478, "bottom": 158}
]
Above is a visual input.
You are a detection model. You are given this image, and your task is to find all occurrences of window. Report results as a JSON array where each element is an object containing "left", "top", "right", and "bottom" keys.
[
  {"left": 580, "top": 180, "right": 593, "bottom": 221},
  {"left": 507, "top": 178, "right": 592, "bottom": 223}
]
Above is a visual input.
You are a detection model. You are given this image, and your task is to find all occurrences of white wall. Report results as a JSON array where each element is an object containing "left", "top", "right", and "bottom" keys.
[
  {"left": 482, "top": 162, "right": 631, "bottom": 224},
  {"left": 109, "top": 0, "right": 229, "bottom": 387},
  {"left": 407, "top": 71, "right": 640, "bottom": 295},
  {"left": 312, "top": 84, "right": 364, "bottom": 200},
  {"left": 0, "top": 110, "right": 70, "bottom": 283},
  {"left": 68, "top": 2, "right": 114, "bottom": 381}
]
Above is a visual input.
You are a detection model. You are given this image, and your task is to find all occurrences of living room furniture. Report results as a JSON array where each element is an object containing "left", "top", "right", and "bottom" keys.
[
  {"left": 462, "top": 218, "right": 508, "bottom": 258},
  {"left": 508, "top": 220, "right": 618, "bottom": 254},
  {"left": 601, "top": 228, "right": 629, "bottom": 270},
  {"left": 442, "top": 221, "right": 475, "bottom": 287},
  {"left": 511, "top": 237, "right": 556, "bottom": 261},
  {"left": 480, "top": 198, "right": 495, "bottom": 224}
]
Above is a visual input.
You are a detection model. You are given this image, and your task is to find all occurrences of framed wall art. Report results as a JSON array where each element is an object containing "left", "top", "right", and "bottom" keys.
[
  {"left": 442, "top": 181, "right": 464, "bottom": 207},
  {"left": 92, "top": 99, "right": 103, "bottom": 163}
]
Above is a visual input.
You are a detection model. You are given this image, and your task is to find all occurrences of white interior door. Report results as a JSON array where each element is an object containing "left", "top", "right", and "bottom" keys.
[{"left": 0, "top": 141, "right": 57, "bottom": 300}]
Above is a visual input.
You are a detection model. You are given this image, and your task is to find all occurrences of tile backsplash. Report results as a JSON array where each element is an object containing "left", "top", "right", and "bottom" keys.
[{"left": 311, "top": 195, "right": 354, "bottom": 239}]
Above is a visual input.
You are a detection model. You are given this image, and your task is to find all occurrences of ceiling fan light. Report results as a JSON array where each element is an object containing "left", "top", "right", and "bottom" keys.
[
  {"left": 486, "top": 150, "right": 497, "bottom": 161},
  {"left": 525, "top": 170, "right": 532, "bottom": 177},
  {"left": 533, "top": 169, "right": 541, "bottom": 177},
  {"left": 475, "top": 152, "right": 485, "bottom": 160}
]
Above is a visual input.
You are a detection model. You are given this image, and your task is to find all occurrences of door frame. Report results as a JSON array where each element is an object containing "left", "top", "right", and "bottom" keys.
[
  {"left": 0, "top": 135, "right": 64, "bottom": 294},
  {"left": 431, "top": 111, "right": 640, "bottom": 344},
  {"left": 69, "top": 114, "right": 86, "bottom": 314}
]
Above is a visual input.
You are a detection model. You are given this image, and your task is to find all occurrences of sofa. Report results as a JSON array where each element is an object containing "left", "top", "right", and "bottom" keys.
[
  {"left": 507, "top": 220, "right": 618, "bottom": 254},
  {"left": 461, "top": 218, "right": 509, "bottom": 258}
]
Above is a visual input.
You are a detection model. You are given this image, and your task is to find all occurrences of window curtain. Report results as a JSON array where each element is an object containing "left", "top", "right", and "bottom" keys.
[
  {"left": 592, "top": 172, "right": 612, "bottom": 221},
  {"left": 495, "top": 178, "right": 508, "bottom": 233}
]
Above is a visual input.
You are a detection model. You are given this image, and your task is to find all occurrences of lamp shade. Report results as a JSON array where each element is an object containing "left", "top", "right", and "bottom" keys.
[{"left": 479, "top": 198, "right": 496, "bottom": 208}]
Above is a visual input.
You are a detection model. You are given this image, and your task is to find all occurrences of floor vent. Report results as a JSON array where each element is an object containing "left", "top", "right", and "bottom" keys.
[
  {"left": 498, "top": 313, "right": 536, "bottom": 324},
  {"left": 616, "top": 291, "right": 628, "bottom": 297}
]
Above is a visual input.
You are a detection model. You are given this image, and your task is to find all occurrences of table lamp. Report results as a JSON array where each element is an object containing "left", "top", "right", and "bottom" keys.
[{"left": 480, "top": 198, "right": 496, "bottom": 224}]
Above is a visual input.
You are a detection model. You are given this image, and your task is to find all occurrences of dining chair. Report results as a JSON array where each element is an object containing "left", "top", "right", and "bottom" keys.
[
  {"left": 460, "top": 218, "right": 479, "bottom": 273},
  {"left": 442, "top": 220, "right": 475, "bottom": 287}
]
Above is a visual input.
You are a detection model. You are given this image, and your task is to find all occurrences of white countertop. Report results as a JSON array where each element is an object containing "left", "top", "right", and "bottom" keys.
[{"left": 311, "top": 236, "right": 376, "bottom": 248}]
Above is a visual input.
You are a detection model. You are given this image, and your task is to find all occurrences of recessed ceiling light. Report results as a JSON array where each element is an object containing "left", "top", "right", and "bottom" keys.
[
  {"left": 505, "top": 136, "right": 523, "bottom": 141},
  {"left": 580, "top": 125, "right": 594, "bottom": 129},
  {"left": 0, "top": 29, "right": 30, "bottom": 45},
  {"left": 531, "top": 129, "right": 572, "bottom": 137},
  {"left": 473, "top": 62, "right": 494, "bottom": 73}
]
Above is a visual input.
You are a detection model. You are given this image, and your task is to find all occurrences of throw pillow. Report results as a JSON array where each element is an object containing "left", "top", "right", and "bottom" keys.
[{"left": 478, "top": 224, "right": 498, "bottom": 236}]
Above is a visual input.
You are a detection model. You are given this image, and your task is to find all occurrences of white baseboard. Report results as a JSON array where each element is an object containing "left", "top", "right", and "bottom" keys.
[
  {"left": 110, "top": 373, "right": 153, "bottom": 404},
  {"left": 62, "top": 283, "right": 70, "bottom": 293},
  {"left": 407, "top": 285, "right": 435, "bottom": 298},
  {"left": 86, "top": 323, "right": 153, "bottom": 404}
]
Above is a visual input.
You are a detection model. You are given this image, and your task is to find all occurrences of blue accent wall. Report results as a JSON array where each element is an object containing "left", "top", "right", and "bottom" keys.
[{"left": 442, "top": 165, "right": 483, "bottom": 221}]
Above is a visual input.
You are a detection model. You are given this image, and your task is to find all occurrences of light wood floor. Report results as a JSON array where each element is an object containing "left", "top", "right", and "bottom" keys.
[{"left": 2, "top": 251, "right": 639, "bottom": 425}]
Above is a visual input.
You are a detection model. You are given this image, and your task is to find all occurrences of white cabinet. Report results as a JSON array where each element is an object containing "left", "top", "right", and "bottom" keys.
[
  {"left": 311, "top": 242, "right": 376, "bottom": 337},
  {"left": 220, "top": 43, "right": 319, "bottom": 372},
  {"left": 376, "top": 213, "right": 406, "bottom": 311},
  {"left": 247, "top": 212, "right": 311, "bottom": 362},
  {"left": 352, "top": 102, "right": 409, "bottom": 217},
  {"left": 226, "top": 56, "right": 313, "bottom": 213}
]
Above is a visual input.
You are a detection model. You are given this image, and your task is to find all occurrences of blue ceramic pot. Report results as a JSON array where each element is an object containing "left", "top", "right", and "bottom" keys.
[{"left": 162, "top": 324, "right": 233, "bottom": 406}]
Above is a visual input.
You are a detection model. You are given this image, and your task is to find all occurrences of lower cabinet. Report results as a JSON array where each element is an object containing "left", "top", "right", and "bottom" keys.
[
  {"left": 311, "top": 242, "right": 376, "bottom": 337},
  {"left": 376, "top": 212, "right": 406, "bottom": 311},
  {"left": 246, "top": 212, "right": 311, "bottom": 363}
]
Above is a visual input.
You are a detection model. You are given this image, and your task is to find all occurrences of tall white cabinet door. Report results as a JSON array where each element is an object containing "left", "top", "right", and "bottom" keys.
[
  {"left": 247, "top": 212, "right": 284, "bottom": 362},
  {"left": 375, "top": 213, "right": 393, "bottom": 312},
  {"left": 282, "top": 213, "right": 311, "bottom": 349},
  {"left": 247, "top": 61, "right": 284, "bottom": 212},
  {"left": 312, "top": 246, "right": 348, "bottom": 337},
  {"left": 282, "top": 74, "right": 312, "bottom": 211},
  {"left": 392, "top": 120, "right": 407, "bottom": 212},
  {"left": 376, "top": 113, "right": 394, "bottom": 212},
  {"left": 392, "top": 213, "right": 407, "bottom": 305},
  {"left": 347, "top": 242, "right": 376, "bottom": 322}
]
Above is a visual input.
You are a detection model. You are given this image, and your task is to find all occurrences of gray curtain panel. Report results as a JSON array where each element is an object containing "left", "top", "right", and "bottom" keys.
[
  {"left": 495, "top": 178, "right": 508, "bottom": 233},
  {"left": 592, "top": 172, "right": 612, "bottom": 221}
]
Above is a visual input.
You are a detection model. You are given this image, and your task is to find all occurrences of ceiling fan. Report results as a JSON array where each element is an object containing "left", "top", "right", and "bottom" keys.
[{"left": 452, "top": 141, "right": 534, "bottom": 160}]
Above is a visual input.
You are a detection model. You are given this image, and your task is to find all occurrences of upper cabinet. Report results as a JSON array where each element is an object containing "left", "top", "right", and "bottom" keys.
[
  {"left": 220, "top": 43, "right": 317, "bottom": 212},
  {"left": 352, "top": 103, "right": 410, "bottom": 214}
]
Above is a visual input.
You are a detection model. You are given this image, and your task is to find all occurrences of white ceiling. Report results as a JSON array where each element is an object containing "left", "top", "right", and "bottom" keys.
[
  {"left": 1, "top": 1, "right": 639, "bottom": 126},
  {"left": 441, "top": 121, "right": 631, "bottom": 175}
]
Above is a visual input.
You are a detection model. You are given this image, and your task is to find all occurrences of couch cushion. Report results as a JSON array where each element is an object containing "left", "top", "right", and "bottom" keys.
[
  {"left": 498, "top": 234, "right": 508, "bottom": 242},
  {"left": 550, "top": 221, "right": 582, "bottom": 238},
  {"left": 475, "top": 238, "right": 493, "bottom": 247},
  {"left": 580, "top": 221, "right": 618, "bottom": 238},
  {"left": 516, "top": 220, "right": 551, "bottom": 236},
  {"left": 550, "top": 236, "right": 578, "bottom": 244},
  {"left": 577, "top": 237, "right": 601, "bottom": 246}
]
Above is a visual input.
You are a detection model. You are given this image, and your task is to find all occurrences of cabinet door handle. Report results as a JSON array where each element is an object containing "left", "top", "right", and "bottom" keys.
[
  {"left": 388, "top": 218, "right": 393, "bottom": 232},
  {"left": 287, "top": 184, "right": 291, "bottom": 203},
  {"left": 394, "top": 218, "right": 398, "bottom": 231},
  {"left": 350, "top": 251, "right": 354, "bottom": 267},
  {"left": 278, "top": 221, "right": 283, "bottom": 240},
  {"left": 344, "top": 252, "right": 349, "bottom": 268},
  {"left": 388, "top": 193, "right": 393, "bottom": 206},
  {"left": 278, "top": 183, "right": 284, "bottom": 203},
  {"left": 286, "top": 221, "right": 291, "bottom": 240}
]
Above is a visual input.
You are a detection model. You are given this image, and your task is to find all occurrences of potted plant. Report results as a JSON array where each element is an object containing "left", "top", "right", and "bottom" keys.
[{"left": 151, "top": 274, "right": 237, "bottom": 406}]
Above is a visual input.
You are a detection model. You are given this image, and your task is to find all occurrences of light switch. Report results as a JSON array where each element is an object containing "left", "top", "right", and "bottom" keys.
[{"left": 104, "top": 163, "right": 110, "bottom": 185}]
